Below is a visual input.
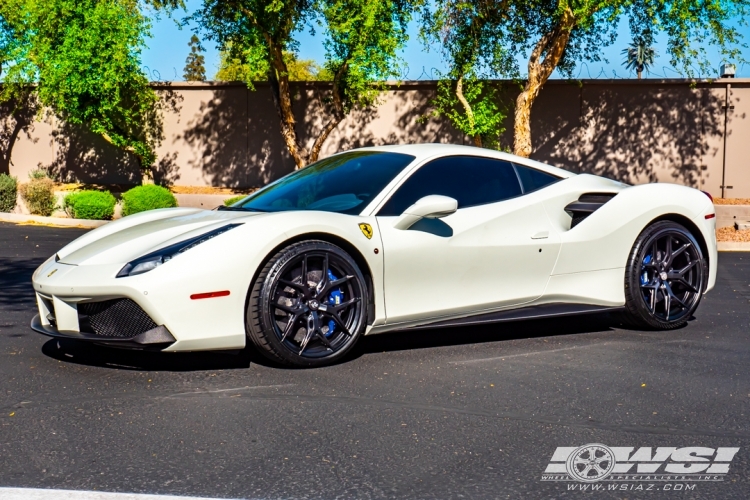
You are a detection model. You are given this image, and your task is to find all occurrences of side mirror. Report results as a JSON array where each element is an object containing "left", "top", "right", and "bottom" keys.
[{"left": 394, "top": 195, "right": 458, "bottom": 230}]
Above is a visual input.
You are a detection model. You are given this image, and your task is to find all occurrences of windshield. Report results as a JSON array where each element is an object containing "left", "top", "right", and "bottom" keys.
[{"left": 233, "top": 151, "right": 415, "bottom": 215}]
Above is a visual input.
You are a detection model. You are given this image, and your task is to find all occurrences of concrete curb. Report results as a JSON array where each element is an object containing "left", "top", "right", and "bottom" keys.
[
  {"left": 0, "top": 212, "right": 109, "bottom": 228},
  {"left": 717, "top": 241, "right": 750, "bottom": 252}
]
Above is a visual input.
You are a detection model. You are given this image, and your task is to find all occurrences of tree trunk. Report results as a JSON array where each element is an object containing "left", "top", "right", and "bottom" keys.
[
  {"left": 513, "top": 6, "right": 576, "bottom": 158},
  {"left": 308, "top": 63, "right": 349, "bottom": 164},
  {"left": 267, "top": 44, "right": 308, "bottom": 169},
  {"left": 454, "top": 76, "right": 482, "bottom": 147}
]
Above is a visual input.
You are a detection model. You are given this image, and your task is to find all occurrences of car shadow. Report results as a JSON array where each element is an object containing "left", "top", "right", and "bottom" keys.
[
  {"left": 349, "top": 312, "right": 621, "bottom": 361},
  {"left": 41, "top": 312, "right": 622, "bottom": 371},
  {"left": 40, "top": 338, "right": 271, "bottom": 371}
]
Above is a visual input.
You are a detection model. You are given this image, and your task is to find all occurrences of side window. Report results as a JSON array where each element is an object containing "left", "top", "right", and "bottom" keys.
[
  {"left": 514, "top": 163, "right": 560, "bottom": 193},
  {"left": 377, "top": 156, "right": 523, "bottom": 216}
]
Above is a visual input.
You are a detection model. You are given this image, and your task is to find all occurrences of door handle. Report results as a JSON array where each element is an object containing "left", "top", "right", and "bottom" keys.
[{"left": 531, "top": 231, "right": 549, "bottom": 240}]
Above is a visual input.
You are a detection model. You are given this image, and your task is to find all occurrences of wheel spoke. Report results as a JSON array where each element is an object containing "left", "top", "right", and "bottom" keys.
[
  {"left": 665, "top": 236, "right": 673, "bottom": 263},
  {"left": 670, "top": 242, "right": 691, "bottom": 262},
  {"left": 664, "top": 282, "right": 689, "bottom": 310},
  {"left": 675, "top": 260, "right": 698, "bottom": 277},
  {"left": 674, "top": 278, "right": 699, "bottom": 293},
  {"left": 314, "top": 328, "right": 333, "bottom": 349},
  {"left": 317, "top": 253, "right": 329, "bottom": 293},
  {"left": 280, "top": 313, "right": 300, "bottom": 342},
  {"left": 327, "top": 311, "right": 353, "bottom": 337},
  {"left": 316, "top": 275, "right": 354, "bottom": 298},
  {"left": 664, "top": 285, "right": 671, "bottom": 318},
  {"left": 330, "top": 297, "right": 361, "bottom": 313},
  {"left": 301, "top": 254, "right": 308, "bottom": 287}
]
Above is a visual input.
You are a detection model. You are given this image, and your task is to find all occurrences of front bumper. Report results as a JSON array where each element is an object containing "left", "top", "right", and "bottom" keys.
[{"left": 31, "top": 314, "right": 176, "bottom": 350}]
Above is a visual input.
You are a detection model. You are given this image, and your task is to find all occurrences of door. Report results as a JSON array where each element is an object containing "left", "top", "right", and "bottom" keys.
[{"left": 375, "top": 156, "right": 561, "bottom": 325}]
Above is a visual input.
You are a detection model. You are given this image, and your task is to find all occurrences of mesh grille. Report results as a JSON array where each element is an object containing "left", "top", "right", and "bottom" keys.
[{"left": 78, "top": 299, "right": 158, "bottom": 338}]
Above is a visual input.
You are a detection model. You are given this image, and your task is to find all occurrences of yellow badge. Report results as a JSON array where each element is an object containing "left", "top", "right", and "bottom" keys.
[
  {"left": 358, "top": 223, "right": 373, "bottom": 240},
  {"left": 47, "top": 268, "right": 58, "bottom": 278}
]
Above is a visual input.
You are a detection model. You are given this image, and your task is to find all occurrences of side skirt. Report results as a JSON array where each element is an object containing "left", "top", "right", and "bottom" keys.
[{"left": 402, "top": 303, "right": 624, "bottom": 331}]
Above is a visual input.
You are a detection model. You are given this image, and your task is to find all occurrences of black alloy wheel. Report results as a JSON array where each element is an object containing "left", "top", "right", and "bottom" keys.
[
  {"left": 247, "top": 241, "right": 368, "bottom": 367},
  {"left": 623, "top": 221, "right": 706, "bottom": 329}
]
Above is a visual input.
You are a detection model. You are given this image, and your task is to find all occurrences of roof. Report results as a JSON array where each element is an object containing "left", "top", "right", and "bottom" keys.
[{"left": 350, "top": 143, "right": 576, "bottom": 179}]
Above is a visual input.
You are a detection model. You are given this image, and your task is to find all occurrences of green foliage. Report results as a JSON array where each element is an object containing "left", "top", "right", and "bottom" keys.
[
  {"left": 20, "top": 178, "right": 56, "bottom": 216},
  {"left": 28, "top": 168, "right": 50, "bottom": 180},
  {"left": 0, "top": 174, "right": 18, "bottom": 212},
  {"left": 223, "top": 195, "right": 246, "bottom": 206},
  {"left": 622, "top": 40, "right": 657, "bottom": 78},
  {"left": 184, "top": 34, "right": 207, "bottom": 81},
  {"left": 121, "top": 185, "right": 177, "bottom": 216},
  {"left": 1, "top": 0, "right": 161, "bottom": 176},
  {"left": 216, "top": 48, "right": 331, "bottom": 81},
  {"left": 430, "top": 78, "right": 505, "bottom": 149},
  {"left": 63, "top": 190, "right": 117, "bottom": 220},
  {"left": 195, "top": 0, "right": 413, "bottom": 166}
]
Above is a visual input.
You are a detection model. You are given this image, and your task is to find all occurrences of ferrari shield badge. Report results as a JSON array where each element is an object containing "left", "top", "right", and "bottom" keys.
[{"left": 358, "top": 223, "right": 373, "bottom": 240}]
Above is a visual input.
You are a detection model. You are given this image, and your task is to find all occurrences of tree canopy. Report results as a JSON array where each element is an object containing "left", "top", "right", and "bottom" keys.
[
  {"left": 1, "top": 0, "right": 166, "bottom": 181},
  {"left": 215, "top": 48, "right": 332, "bottom": 81},
  {"left": 426, "top": 0, "right": 750, "bottom": 157},
  {"left": 184, "top": 34, "right": 207, "bottom": 81},
  {"left": 194, "top": 0, "right": 413, "bottom": 168}
]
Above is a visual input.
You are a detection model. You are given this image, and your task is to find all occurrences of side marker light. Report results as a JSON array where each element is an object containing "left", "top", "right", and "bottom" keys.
[
  {"left": 190, "top": 290, "right": 231, "bottom": 300},
  {"left": 705, "top": 214, "right": 716, "bottom": 219}
]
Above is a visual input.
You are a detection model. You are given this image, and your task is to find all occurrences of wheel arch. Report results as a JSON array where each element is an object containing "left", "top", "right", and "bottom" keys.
[
  {"left": 247, "top": 231, "right": 377, "bottom": 325},
  {"left": 648, "top": 213, "right": 709, "bottom": 269}
]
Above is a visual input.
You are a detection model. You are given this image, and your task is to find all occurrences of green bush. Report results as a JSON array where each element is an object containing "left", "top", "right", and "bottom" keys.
[
  {"left": 20, "top": 178, "right": 56, "bottom": 216},
  {"left": 0, "top": 174, "right": 17, "bottom": 212},
  {"left": 223, "top": 195, "right": 246, "bottom": 206},
  {"left": 28, "top": 168, "right": 50, "bottom": 180},
  {"left": 121, "top": 184, "right": 177, "bottom": 216},
  {"left": 64, "top": 190, "right": 117, "bottom": 220}
]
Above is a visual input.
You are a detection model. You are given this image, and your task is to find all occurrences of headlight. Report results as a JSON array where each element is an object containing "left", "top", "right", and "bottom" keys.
[{"left": 116, "top": 224, "right": 242, "bottom": 278}]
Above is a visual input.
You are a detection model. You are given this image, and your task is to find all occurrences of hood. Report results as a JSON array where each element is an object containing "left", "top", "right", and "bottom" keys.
[{"left": 57, "top": 208, "right": 262, "bottom": 266}]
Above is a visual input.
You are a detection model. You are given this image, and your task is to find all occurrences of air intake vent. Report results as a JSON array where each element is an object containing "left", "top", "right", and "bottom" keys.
[
  {"left": 78, "top": 299, "right": 158, "bottom": 339},
  {"left": 565, "top": 193, "right": 617, "bottom": 229}
]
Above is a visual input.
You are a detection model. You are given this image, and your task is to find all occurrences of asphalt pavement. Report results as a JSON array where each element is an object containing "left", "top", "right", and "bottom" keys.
[{"left": 0, "top": 222, "right": 749, "bottom": 499}]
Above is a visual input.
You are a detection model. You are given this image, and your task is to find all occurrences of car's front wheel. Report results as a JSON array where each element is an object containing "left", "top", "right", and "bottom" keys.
[
  {"left": 623, "top": 221, "right": 706, "bottom": 329},
  {"left": 246, "top": 240, "right": 368, "bottom": 367}
]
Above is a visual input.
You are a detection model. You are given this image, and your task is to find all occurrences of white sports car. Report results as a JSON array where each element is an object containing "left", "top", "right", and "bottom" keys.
[{"left": 31, "top": 144, "right": 717, "bottom": 367}]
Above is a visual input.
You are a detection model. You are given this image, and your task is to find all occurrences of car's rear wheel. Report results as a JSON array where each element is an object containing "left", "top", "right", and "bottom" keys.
[
  {"left": 246, "top": 240, "right": 368, "bottom": 367},
  {"left": 623, "top": 221, "right": 706, "bottom": 329}
]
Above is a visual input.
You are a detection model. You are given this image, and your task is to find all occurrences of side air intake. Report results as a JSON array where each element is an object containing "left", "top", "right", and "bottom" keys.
[{"left": 565, "top": 193, "right": 617, "bottom": 229}]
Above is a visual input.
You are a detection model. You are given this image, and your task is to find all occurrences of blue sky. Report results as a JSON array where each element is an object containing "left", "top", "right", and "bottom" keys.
[{"left": 142, "top": 0, "right": 750, "bottom": 82}]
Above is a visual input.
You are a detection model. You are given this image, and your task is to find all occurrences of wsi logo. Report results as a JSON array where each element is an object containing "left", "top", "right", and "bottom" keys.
[{"left": 541, "top": 444, "right": 740, "bottom": 482}]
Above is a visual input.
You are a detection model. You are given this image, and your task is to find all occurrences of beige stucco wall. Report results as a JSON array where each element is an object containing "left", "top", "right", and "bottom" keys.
[{"left": 2, "top": 79, "right": 748, "bottom": 197}]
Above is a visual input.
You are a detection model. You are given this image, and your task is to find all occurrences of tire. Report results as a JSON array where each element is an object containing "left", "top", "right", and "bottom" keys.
[
  {"left": 623, "top": 221, "right": 707, "bottom": 329},
  {"left": 246, "top": 240, "right": 368, "bottom": 367}
]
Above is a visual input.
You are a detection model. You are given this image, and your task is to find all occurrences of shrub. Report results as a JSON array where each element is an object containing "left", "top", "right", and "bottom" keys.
[
  {"left": 20, "top": 178, "right": 56, "bottom": 216},
  {"left": 28, "top": 168, "right": 50, "bottom": 180},
  {"left": 121, "top": 185, "right": 177, "bottom": 216},
  {"left": 0, "top": 174, "right": 17, "bottom": 212},
  {"left": 223, "top": 195, "right": 246, "bottom": 206},
  {"left": 64, "top": 190, "right": 117, "bottom": 220}
]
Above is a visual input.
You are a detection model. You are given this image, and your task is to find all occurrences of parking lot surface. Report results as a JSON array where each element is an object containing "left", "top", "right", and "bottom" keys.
[{"left": 0, "top": 222, "right": 749, "bottom": 499}]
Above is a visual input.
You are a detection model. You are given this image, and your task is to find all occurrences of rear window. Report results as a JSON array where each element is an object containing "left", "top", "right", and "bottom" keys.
[{"left": 514, "top": 164, "right": 560, "bottom": 193}]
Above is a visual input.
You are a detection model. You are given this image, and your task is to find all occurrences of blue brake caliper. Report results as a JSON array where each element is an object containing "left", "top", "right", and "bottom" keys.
[
  {"left": 641, "top": 254, "right": 652, "bottom": 285},
  {"left": 326, "top": 269, "right": 343, "bottom": 337}
]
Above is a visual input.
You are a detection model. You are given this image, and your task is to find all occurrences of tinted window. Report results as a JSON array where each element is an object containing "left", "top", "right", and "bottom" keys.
[
  {"left": 237, "top": 151, "right": 414, "bottom": 215},
  {"left": 514, "top": 163, "right": 560, "bottom": 193},
  {"left": 377, "top": 156, "right": 522, "bottom": 216}
]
